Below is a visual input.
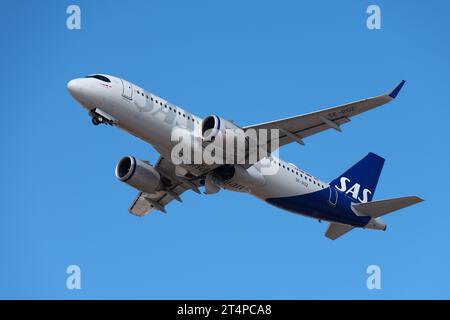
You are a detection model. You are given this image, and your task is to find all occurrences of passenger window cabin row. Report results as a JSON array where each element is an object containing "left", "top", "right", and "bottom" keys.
[
  {"left": 135, "top": 88, "right": 200, "bottom": 124},
  {"left": 272, "top": 159, "right": 326, "bottom": 189},
  {"left": 84, "top": 75, "right": 201, "bottom": 125}
]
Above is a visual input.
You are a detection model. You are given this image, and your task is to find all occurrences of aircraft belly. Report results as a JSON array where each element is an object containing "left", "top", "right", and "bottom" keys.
[{"left": 250, "top": 169, "right": 319, "bottom": 199}]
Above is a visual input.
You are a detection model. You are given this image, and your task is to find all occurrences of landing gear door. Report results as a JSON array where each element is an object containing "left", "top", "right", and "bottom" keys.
[{"left": 121, "top": 79, "right": 133, "bottom": 100}]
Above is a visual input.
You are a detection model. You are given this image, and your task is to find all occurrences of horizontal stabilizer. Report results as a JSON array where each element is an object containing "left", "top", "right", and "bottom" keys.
[
  {"left": 325, "top": 223, "right": 354, "bottom": 240},
  {"left": 352, "top": 196, "right": 423, "bottom": 218}
]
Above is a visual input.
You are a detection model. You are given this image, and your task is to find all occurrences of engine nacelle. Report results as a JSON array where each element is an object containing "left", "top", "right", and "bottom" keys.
[
  {"left": 115, "top": 156, "right": 162, "bottom": 193},
  {"left": 202, "top": 115, "right": 262, "bottom": 164},
  {"left": 201, "top": 115, "right": 240, "bottom": 142},
  {"left": 214, "top": 165, "right": 265, "bottom": 192}
]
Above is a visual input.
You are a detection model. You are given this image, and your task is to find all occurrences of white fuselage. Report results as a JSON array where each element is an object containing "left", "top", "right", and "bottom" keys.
[{"left": 68, "top": 74, "right": 328, "bottom": 216}]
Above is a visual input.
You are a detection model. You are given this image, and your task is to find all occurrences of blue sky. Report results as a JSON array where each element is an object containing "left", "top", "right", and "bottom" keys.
[{"left": 1, "top": 0, "right": 449, "bottom": 299}]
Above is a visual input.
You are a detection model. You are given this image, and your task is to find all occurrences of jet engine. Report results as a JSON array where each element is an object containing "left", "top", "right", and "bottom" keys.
[
  {"left": 115, "top": 156, "right": 162, "bottom": 193},
  {"left": 201, "top": 115, "right": 265, "bottom": 164},
  {"left": 201, "top": 115, "right": 241, "bottom": 143},
  {"left": 207, "top": 165, "right": 265, "bottom": 193}
]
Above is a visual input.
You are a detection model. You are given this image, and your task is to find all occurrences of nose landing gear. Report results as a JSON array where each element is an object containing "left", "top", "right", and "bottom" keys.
[
  {"left": 89, "top": 108, "right": 116, "bottom": 126},
  {"left": 92, "top": 116, "right": 104, "bottom": 126}
]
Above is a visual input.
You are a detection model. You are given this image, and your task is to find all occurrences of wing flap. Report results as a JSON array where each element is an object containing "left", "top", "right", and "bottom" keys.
[
  {"left": 129, "top": 191, "right": 170, "bottom": 216},
  {"left": 129, "top": 192, "right": 153, "bottom": 216}
]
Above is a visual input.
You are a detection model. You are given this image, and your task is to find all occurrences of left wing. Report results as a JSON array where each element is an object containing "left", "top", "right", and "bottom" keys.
[
  {"left": 243, "top": 81, "right": 405, "bottom": 149},
  {"left": 128, "top": 156, "right": 201, "bottom": 216}
]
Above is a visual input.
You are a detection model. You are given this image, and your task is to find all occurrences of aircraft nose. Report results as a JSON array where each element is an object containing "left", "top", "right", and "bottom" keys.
[
  {"left": 67, "top": 77, "right": 104, "bottom": 110},
  {"left": 67, "top": 79, "right": 82, "bottom": 98}
]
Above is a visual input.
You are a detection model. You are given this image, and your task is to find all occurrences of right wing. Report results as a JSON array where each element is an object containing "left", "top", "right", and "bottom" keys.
[{"left": 128, "top": 156, "right": 201, "bottom": 216}]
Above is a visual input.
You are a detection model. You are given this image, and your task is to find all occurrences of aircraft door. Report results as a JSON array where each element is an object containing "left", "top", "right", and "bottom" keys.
[
  {"left": 328, "top": 187, "right": 338, "bottom": 206},
  {"left": 121, "top": 79, "right": 133, "bottom": 100}
]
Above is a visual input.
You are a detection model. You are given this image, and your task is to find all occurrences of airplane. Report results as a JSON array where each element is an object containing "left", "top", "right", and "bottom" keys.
[{"left": 67, "top": 74, "right": 423, "bottom": 240}]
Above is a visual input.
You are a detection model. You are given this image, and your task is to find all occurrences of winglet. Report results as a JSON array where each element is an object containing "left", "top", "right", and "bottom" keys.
[{"left": 388, "top": 80, "right": 406, "bottom": 99}]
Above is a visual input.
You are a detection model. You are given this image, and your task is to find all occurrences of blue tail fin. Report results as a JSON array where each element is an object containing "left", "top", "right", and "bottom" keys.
[{"left": 330, "top": 153, "right": 385, "bottom": 203}]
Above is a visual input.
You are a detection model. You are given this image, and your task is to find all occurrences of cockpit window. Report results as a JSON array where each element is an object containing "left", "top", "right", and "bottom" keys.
[{"left": 85, "top": 75, "right": 111, "bottom": 83}]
